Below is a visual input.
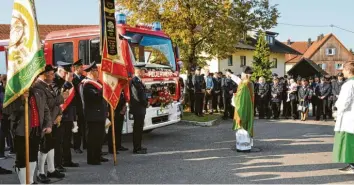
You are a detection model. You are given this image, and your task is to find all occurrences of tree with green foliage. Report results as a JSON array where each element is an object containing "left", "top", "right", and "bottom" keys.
[
  {"left": 116, "top": 0, "right": 279, "bottom": 70},
  {"left": 251, "top": 31, "right": 272, "bottom": 82}
]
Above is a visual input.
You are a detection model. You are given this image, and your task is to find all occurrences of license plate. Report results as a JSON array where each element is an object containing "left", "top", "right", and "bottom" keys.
[{"left": 157, "top": 109, "right": 167, "bottom": 115}]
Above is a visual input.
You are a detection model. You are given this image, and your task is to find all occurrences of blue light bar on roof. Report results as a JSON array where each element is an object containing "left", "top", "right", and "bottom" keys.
[
  {"left": 152, "top": 22, "right": 162, "bottom": 31},
  {"left": 116, "top": 13, "right": 126, "bottom": 24}
]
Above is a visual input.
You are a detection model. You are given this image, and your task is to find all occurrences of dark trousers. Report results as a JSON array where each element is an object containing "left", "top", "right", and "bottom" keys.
[
  {"left": 108, "top": 113, "right": 124, "bottom": 152},
  {"left": 290, "top": 99, "right": 298, "bottom": 119},
  {"left": 87, "top": 121, "right": 105, "bottom": 164},
  {"left": 0, "top": 115, "right": 13, "bottom": 155},
  {"left": 53, "top": 124, "right": 64, "bottom": 167},
  {"left": 257, "top": 98, "right": 269, "bottom": 118},
  {"left": 271, "top": 102, "right": 281, "bottom": 119},
  {"left": 212, "top": 91, "right": 222, "bottom": 111},
  {"left": 62, "top": 121, "right": 73, "bottom": 164},
  {"left": 329, "top": 98, "right": 335, "bottom": 118},
  {"left": 316, "top": 99, "right": 329, "bottom": 120},
  {"left": 73, "top": 113, "right": 86, "bottom": 150},
  {"left": 282, "top": 97, "right": 287, "bottom": 116},
  {"left": 133, "top": 113, "right": 145, "bottom": 150},
  {"left": 14, "top": 132, "right": 40, "bottom": 168},
  {"left": 223, "top": 95, "right": 233, "bottom": 118},
  {"left": 311, "top": 98, "right": 317, "bottom": 117},
  {"left": 204, "top": 91, "right": 213, "bottom": 112},
  {"left": 188, "top": 90, "right": 195, "bottom": 113},
  {"left": 194, "top": 93, "right": 204, "bottom": 116},
  {"left": 40, "top": 133, "right": 54, "bottom": 154}
]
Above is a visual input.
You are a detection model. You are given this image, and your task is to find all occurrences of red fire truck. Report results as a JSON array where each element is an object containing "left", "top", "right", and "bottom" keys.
[{"left": 2, "top": 14, "right": 183, "bottom": 133}]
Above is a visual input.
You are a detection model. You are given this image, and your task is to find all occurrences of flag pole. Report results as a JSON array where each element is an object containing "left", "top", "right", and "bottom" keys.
[
  {"left": 24, "top": 96, "right": 30, "bottom": 184},
  {"left": 111, "top": 106, "right": 117, "bottom": 165}
]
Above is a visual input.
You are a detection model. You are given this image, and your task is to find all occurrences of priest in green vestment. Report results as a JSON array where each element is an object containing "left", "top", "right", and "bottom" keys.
[
  {"left": 333, "top": 61, "right": 354, "bottom": 174},
  {"left": 228, "top": 66, "right": 254, "bottom": 151}
]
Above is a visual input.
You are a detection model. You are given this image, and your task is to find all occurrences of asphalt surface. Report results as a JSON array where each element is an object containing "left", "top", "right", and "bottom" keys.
[{"left": 1, "top": 118, "right": 354, "bottom": 184}]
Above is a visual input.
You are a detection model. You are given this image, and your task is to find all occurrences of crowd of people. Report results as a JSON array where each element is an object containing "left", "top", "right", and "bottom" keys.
[
  {"left": 0, "top": 59, "right": 149, "bottom": 184},
  {"left": 185, "top": 67, "right": 346, "bottom": 122}
]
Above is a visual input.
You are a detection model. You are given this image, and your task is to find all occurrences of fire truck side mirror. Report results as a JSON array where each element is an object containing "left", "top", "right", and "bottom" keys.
[
  {"left": 131, "top": 34, "right": 144, "bottom": 44},
  {"left": 174, "top": 46, "right": 180, "bottom": 59}
]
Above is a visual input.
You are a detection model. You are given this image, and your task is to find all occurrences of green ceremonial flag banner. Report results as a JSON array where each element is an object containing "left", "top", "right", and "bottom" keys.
[{"left": 3, "top": 0, "right": 45, "bottom": 108}]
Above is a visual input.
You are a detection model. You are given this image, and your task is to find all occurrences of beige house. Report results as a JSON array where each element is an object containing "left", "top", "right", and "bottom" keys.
[{"left": 207, "top": 31, "right": 300, "bottom": 76}]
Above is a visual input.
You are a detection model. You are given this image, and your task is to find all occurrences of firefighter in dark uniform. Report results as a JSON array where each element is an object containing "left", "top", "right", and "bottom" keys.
[
  {"left": 315, "top": 75, "right": 332, "bottom": 121},
  {"left": 72, "top": 59, "right": 86, "bottom": 153},
  {"left": 212, "top": 72, "right": 222, "bottom": 113},
  {"left": 271, "top": 76, "right": 283, "bottom": 119},
  {"left": 331, "top": 72, "right": 345, "bottom": 115},
  {"left": 129, "top": 64, "right": 149, "bottom": 154},
  {"left": 222, "top": 69, "right": 237, "bottom": 119},
  {"left": 80, "top": 62, "right": 109, "bottom": 164},
  {"left": 311, "top": 75, "right": 320, "bottom": 117},
  {"left": 186, "top": 68, "right": 195, "bottom": 113},
  {"left": 56, "top": 61, "right": 80, "bottom": 168},
  {"left": 192, "top": 67, "right": 206, "bottom": 117},
  {"left": 255, "top": 77, "right": 270, "bottom": 119},
  {"left": 108, "top": 91, "right": 128, "bottom": 154},
  {"left": 51, "top": 61, "right": 75, "bottom": 172}
]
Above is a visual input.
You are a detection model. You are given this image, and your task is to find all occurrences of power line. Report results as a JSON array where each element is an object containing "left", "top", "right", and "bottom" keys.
[
  {"left": 277, "top": 22, "right": 354, "bottom": 34},
  {"left": 278, "top": 22, "right": 328, "bottom": 28}
]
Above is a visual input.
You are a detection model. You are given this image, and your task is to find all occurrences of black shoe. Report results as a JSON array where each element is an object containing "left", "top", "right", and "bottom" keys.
[
  {"left": 62, "top": 162, "right": 79, "bottom": 167},
  {"left": 339, "top": 165, "right": 354, "bottom": 174},
  {"left": 55, "top": 165, "right": 66, "bottom": 172},
  {"left": 117, "top": 146, "right": 129, "bottom": 151},
  {"left": 74, "top": 149, "right": 83, "bottom": 154},
  {"left": 0, "top": 167, "right": 12, "bottom": 174},
  {"left": 37, "top": 174, "right": 51, "bottom": 183},
  {"left": 133, "top": 148, "right": 147, "bottom": 154},
  {"left": 101, "top": 152, "right": 108, "bottom": 156},
  {"left": 47, "top": 170, "right": 65, "bottom": 178},
  {"left": 100, "top": 157, "right": 109, "bottom": 162}
]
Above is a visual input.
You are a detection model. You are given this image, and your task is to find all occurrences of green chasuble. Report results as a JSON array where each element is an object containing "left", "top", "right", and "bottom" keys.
[
  {"left": 333, "top": 132, "right": 354, "bottom": 163},
  {"left": 232, "top": 80, "right": 254, "bottom": 137}
]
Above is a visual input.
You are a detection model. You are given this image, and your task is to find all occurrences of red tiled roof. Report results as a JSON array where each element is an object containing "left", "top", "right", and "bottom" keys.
[
  {"left": 286, "top": 55, "right": 302, "bottom": 64},
  {"left": 0, "top": 24, "right": 95, "bottom": 40},
  {"left": 303, "top": 33, "right": 332, "bottom": 58}
]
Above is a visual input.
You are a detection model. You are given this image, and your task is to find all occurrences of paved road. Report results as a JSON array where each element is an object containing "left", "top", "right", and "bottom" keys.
[{"left": 1, "top": 119, "right": 354, "bottom": 184}]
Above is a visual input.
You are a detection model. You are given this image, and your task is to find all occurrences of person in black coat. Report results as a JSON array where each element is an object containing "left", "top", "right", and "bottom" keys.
[
  {"left": 108, "top": 91, "right": 128, "bottom": 154},
  {"left": 129, "top": 64, "right": 149, "bottom": 154},
  {"left": 212, "top": 72, "right": 222, "bottom": 113},
  {"left": 331, "top": 73, "right": 345, "bottom": 111},
  {"left": 80, "top": 62, "right": 109, "bottom": 164},
  {"left": 222, "top": 70, "right": 237, "bottom": 119},
  {"left": 271, "top": 76, "right": 283, "bottom": 119},
  {"left": 192, "top": 67, "right": 206, "bottom": 117},
  {"left": 315, "top": 75, "right": 332, "bottom": 121},
  {"left": 72, "top": 59, "right": 87, "bottom": 153},
  {"left": 311, "top": 75, "right": 320, "bottom": 117},
  {"left": 255, "top": 77, "right": 270, "bottom": 119},
  {"left": 186, "top": 68, "right": 195, "bottom": 113}
]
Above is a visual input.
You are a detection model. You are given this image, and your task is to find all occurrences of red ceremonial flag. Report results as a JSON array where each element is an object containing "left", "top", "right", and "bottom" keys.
[{"left": 100, "top": 0, "right": 129, "bottom": 109}]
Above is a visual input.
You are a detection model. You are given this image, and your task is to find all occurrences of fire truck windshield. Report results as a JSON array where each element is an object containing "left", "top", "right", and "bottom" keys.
[{"left": 126, "top": 32, "right": 176, "bottom": 71}]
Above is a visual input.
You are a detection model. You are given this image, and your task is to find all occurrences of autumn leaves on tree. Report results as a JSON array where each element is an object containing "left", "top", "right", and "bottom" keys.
[{"left": 116, "top": 0, "right": 279, "bottom": 70}]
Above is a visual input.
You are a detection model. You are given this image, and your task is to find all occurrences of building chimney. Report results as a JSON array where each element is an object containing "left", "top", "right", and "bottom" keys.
[
  {"left": 320, "top": 34, "right": 324, "bottom": 40},
  {"left": 287, "top": 39, "right": 291, "bottom": 45},
  {"left": 307, "top": 38, "right": 312, "bottom": 48}
]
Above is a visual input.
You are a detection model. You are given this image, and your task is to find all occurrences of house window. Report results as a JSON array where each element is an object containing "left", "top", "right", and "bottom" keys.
[
  {"left": 228, "top": 55, "right": 233, "bottom": 66},
  {"left": 318, "top": 63, "right": 327, "bottom": 70},
  {"left": 272, "top": 58, "right": 277, "bottom": 68},
  {"left": 240, "top": 56, "right": 246, "bottom": 67},
  {"left": 326, "top": 48, "right": 336, "bottom": 56},
  {"left": 266, "top": 35, "right": 275, "bottom": 45},
  {"left": 336, "top": 63, "right": 343, "bottom": 70}
]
